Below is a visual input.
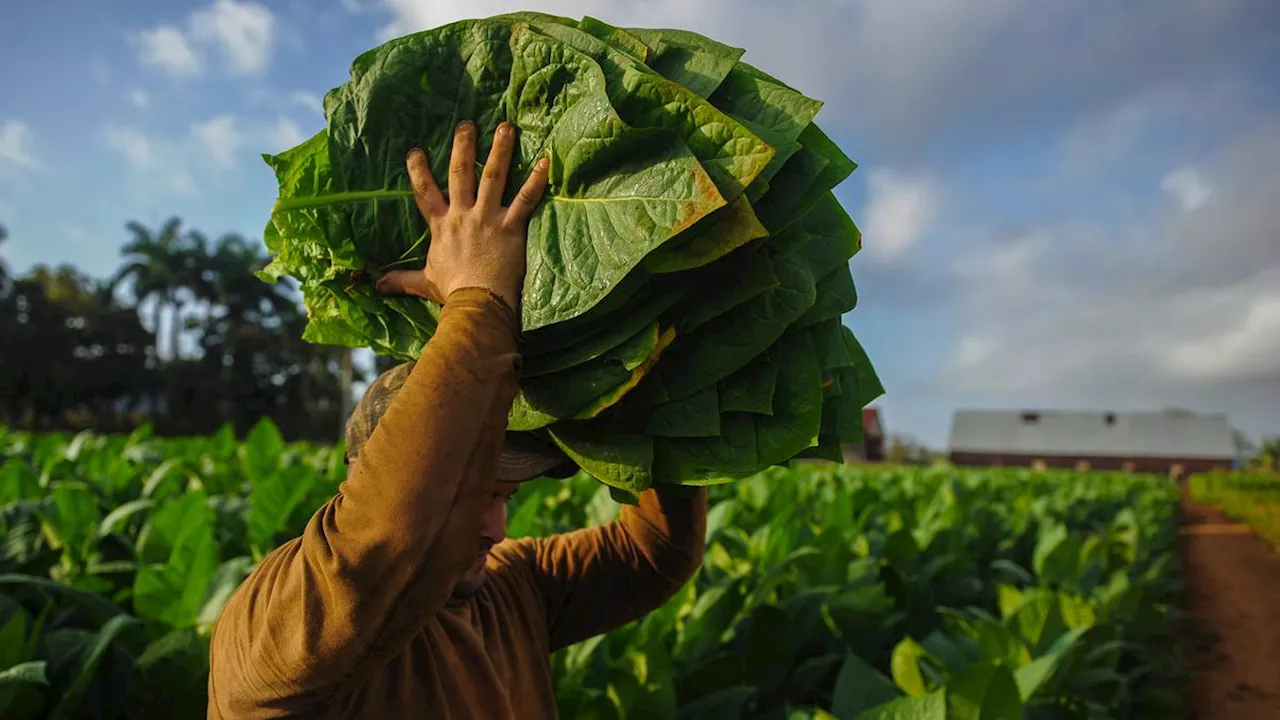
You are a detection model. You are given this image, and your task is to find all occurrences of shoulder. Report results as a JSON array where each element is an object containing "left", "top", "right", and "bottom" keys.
[
  {"left": 487, "top": 536, "right": 541, "bottom": 574},
  {"left": 484, "top": 536, "right": 547, "bottom": 591},
  {"left": 480, "top": 537, "right": 549, "bottom": 613}
]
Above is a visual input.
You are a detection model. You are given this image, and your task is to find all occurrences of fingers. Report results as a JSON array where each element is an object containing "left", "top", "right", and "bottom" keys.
[
  {"left": 505, "top": 156, "right": 551, "bottom": 227},
  {"left": 375, "top": 269, "right": 443, "bottom": 303},
  {"left": 448, "top": 121, "right": 478, "bottom": 208},
  {"left": 406, "top": 148, "right": 446, "bottom": 221},
  {"left": 476, "top": 122, "right": 516, "bottom": 210}
]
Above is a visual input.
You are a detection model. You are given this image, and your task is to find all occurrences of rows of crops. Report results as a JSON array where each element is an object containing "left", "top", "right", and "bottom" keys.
[
  {"left": 1188, "top": 470, "right": 1280, "bottom": 547},
  {"left": 0, "top": 421, "right": 1185, "bottom": 719}
]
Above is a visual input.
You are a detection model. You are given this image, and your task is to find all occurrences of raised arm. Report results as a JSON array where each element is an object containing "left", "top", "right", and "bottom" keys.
[
  {"left": 509, "top": 485, "right": 708, "bottom": 651},
  {"left": 208, "top": 120, "right": 549, "bottom": 716}
]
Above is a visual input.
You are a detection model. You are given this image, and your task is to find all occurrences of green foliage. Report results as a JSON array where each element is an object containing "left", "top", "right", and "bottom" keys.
[
  {"left": 0, "top": 219, "right": 361, "bottom": 442},
  {"left": 1188, "top": 469, "right": 1280, "bottom": 547},
  {"left": 0, "top": 423, "right": 1184, "bottom": 718},
  {"left": 259, "top": 14, "right": 878, "bottom": 488}
]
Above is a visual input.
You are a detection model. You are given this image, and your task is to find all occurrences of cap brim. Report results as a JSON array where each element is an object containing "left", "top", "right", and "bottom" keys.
[
  {"left": 497, "top": 433, "right": 577, "bottom": 481},
  {"left": 497, "top": 448, "right": 575, "bottom": 481}
]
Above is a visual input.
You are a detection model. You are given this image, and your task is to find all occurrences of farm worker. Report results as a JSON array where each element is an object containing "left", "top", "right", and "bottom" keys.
[{"left": 206, "top": 120, "right": 708, "bottom": 719}]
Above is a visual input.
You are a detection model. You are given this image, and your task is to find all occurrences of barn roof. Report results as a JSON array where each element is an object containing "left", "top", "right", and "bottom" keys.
[
  {"left": 948, "top": 409, "right": 1237, "bottom": 460},
  {"left": 862, "top": 407, "right": 883, "bottom": 438}
]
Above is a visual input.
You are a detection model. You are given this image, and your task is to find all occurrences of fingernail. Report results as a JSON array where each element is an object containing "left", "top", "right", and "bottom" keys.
[
  {"left": 536, "top": 156, "right": 549, "bottom": 171},
  {"left": 457, "top": 120, "right": 474, "bottom": 133},
  {"left": 499, "top": 123, "right": 514, "bottom": 137},
  {"left": 406, "top": 147, "right": 423, "bottom": 161}
]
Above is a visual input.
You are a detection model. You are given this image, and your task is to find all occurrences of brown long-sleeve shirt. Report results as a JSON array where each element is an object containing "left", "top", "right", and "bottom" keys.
[{"left": 207, "top": 288, "right": 707, "bottom": 719}]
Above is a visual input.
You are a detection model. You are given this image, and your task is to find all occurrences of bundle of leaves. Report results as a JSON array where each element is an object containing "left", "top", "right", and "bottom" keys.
[{"left": 258, "top": 12, "right": 882, "bottom": 492}]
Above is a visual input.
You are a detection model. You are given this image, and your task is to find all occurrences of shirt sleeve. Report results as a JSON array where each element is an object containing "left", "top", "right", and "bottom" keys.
[
  {"left": 514, "top": 485, "right": 708, "bottom": 651},
  {"left": 207, "top": 288, "right": 520, "bottom": 717}
]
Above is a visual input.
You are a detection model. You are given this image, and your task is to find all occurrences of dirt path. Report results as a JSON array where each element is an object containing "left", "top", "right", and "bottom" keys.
[{"left": 1178, "top": 496, "right": 1280, "bottom": 719}]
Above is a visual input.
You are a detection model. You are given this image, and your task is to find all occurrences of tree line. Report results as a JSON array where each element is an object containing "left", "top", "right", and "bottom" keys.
[{"left": 0, "top": 219, "right": 367, "bottom": 441}]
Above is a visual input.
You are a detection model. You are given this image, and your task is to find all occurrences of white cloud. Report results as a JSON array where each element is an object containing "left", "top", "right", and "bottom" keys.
[
  {"left": 936, "top": 121, "right": 1280, "bottom": 400},
  {"left": 134, "top": 25, "right": 203, "bottom": 78},
  {"left": 190, "top": 0, "right": 275, "bottom": 75},
  {"left": 1161, "top": 283, "right": 1280, "bottom": 382},
  {"left": 191, "top": 115, "right": 245, "bottom": 168},
  {"left": 103, "top": 125, "right": 196, "bottom": 195},
  {"left": 860, "top": 169, "right": 939, "bottom": 264},
  {"left": 129, "top": 89, "right": 150, "bottom": 109},
  {"left": 1161, "top": 167, "right": 1211, "bottom": 211},
  {"left": 104, "top": 126, "right": 155, "bottom": 168},
  {"left": 289, "top": 91, "right": 324, "bottom": 117},
  {"left": 270, "top": 116, "right": 305, "bottom": 152},
  {"left": 0, "top": 121, "right": 42, "bottom": 175},
  {"left": 132, "top": 0, "right": 274, "bottom": 79}
]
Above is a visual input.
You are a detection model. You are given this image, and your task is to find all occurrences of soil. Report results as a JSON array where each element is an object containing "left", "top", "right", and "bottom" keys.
[{"left": 1178, "top": 496, "right": 1280, "bottom": 719}]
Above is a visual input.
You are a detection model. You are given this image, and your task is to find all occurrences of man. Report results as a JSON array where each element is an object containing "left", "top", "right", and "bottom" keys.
[{"left": 207, "top": 119, "right": 708, "bottom": 719}]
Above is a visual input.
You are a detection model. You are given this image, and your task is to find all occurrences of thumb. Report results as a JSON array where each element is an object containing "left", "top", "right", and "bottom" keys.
[{"left": 375, "top": 270, "right": 442, "bottom": 303}]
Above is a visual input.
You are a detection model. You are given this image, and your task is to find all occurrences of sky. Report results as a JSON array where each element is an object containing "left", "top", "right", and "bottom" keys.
[{"left": 1, "top": 0, "right": 1278, "bottom": 449}]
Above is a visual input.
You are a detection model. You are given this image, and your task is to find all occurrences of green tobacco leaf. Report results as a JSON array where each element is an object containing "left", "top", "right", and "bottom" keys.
[
  {"left": 239, "top": 418, "right": 285, "bottom": 486},
  {"left": 45, "top": 614, "right": 141, "bottom": 720},
  {"left": 852, "top": 690, "right": 945, "bottom": 720},
  {"left": 257, "top": 130, "right": 366, "bottom": 286},
  {"left": 718, "top": 346, "right": 780, "bottom": 415},
  {"left": 674, "top": 243, "right": 779, "bottom": 336},
  {"left": 814, "top": 319, "right": 857, "bottom": 379},
  {"left": 842, "top": 328, "right": 885, "bottom": 407},
  {"left": 643, "top": 195, "right": 769, "bottom": 274},
  {"left": 0, "top": 660, "right": 47, "bottom": 685},
  {"left": 249, "top": 465, "right": 318, "bottom": 560},
  {"left": 133, "top": 492, "right": 218, "bottom": 629},
  {"left": 1013, "top": 627, "right": 1089, "bottom": 700},
  {"left": 511, "top": 18, "right": 774, "bottom": 201},
  {"left": 521, "top": 289, "right": 682, "bottom": 376},
  {"left": 800, "top": 268, "right": 858, "bottom": 328},
  {"left": 1009, "top": 589, "right": 1069, "bottom": 655},
  {"left": 511, "top": 324, "right": 675, "bottom": 429},
  {"left": 646, "top": 387, "right": 721, "bottom": 438},
  {"left": 272, "top": 19, "right": 734, "bottom": 340},
  {"left": 624, "top": 27, "right": 744, "bottom": 98},
  {"left": 653, "top": 326, "right": 822, "bottom": 483},
  {"left": 549, "top": 423, "right": 654, "bottom": 493},
  {"left": 831, "top": 651, "right": 899, "bottom": 720},
  {"left": 798, "top": 192, "right": 861, "bottom": 275},
  {"left": 802, "top": 123, "right": 858, "bottom": 195},
  {"left": 890, "top": 637, "right": 935, "bottom": 697},
  {"left": 0, "top": 576, "right": 123, "bottom": 628},
  {"left": 96, "top": 499, "right": 155, "bottom": 539},
  {"left": 946, "top": 661, "right": 1023, "bottom": 720},
  {"left": 659, "top": 249, "right": 817, "bottom": 400},
  {"left": 755, "top": 146, "right": 829, "bottom": 231},
  {"left": 39, "top": 484, "right": 100, "bottom": 562},
  {"left": 518, "top": 97, "right": 725, "bottom": 331},
  {"left": 197, "top": 557, "right": 255, "bottom": 631},
  {"left": 710, "top": 63, "right": 824, "bottom": 188},
  {"left": 576, "top": 16, "right": 649, "bottom": 61}
]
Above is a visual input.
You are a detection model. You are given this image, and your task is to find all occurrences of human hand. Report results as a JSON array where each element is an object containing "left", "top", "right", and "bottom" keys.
[{"left": 375, "top": 120, "right": 550, "bottom": 313}]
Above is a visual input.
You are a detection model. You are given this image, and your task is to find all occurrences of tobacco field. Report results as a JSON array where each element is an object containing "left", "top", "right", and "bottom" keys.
[
  {"left": 1187, "top": 470, "right": 1280, "bottom": 548},
  {"left": 0, "top": 420, "right": 1186, "bottom": 719}
]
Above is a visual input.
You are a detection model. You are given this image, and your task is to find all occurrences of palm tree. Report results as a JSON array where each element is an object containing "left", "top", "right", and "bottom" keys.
[{"left": 110, "top": 218, "right": 190, "bottom": 363}]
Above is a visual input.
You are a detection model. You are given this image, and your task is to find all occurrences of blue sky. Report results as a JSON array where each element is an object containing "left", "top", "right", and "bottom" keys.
[{"left": 2, "top": 0, "right": 1278, "bottom": 449}]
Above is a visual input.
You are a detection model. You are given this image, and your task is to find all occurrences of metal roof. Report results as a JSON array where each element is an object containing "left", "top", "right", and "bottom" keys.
[
  {"left": 948, "top": 409, "right": 1237, "bottom": 460},
  {"left": 862, "top": 407, "right": 883, "bottom": 438}
]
